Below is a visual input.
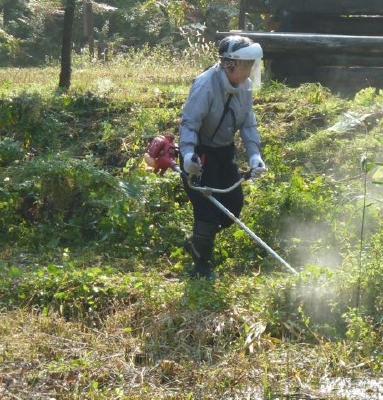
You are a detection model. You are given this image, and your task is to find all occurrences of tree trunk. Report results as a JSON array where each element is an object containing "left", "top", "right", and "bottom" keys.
[
  {"left": 59, "top": 0, "right": 76, "bottom": 90},
  {"left": 238, "top": 0, "right": 247, "bottom": 30},
  {"left": 83, "top": 0, "right": 94, "bottom": 59},
  {"left": 2, "top": 0, "right": 12, "bottom": 28}
]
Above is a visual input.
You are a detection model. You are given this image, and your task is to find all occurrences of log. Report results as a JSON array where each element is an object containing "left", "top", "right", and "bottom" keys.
[
  {"left": 215, "top": 32, "right": 383, "bottom": 57},
  {"left": 316, "top": 66, "right": 383, "bottom": 93},
  {"left": 314, "top": 54, "right": 383, "bottom": 68},
  {"left": 290, "top": 15, "right": 383, "bottom": 36},
  {"left": 228, "top": 0, "right": 383, "bottom": 91},
  {"left": 268, "top": 53, "right": 383, "bottom": 69},
  {"left": 267, "top": 59, "right": 383, "bottom": 91},
  {"left": 244, "top": 0, "right": 383, "bottom": 15}
]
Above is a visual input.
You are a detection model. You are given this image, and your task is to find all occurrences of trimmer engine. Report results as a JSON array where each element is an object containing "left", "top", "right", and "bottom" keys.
[{"left": 144, "top": 135, "right": 179, "bottom": 175}]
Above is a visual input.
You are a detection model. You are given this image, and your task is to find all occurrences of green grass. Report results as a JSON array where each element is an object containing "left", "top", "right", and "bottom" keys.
[{"left": 1, "top": 46, "right": 383, "bottom": 399}]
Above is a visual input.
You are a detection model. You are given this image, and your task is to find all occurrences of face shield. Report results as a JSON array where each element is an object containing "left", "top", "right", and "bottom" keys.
[
  {"left": 250, "top": 59, "right": 262, "bottom": 90},
  {"left": 222, "top": 41, "right": 264, "bottom": 90}
]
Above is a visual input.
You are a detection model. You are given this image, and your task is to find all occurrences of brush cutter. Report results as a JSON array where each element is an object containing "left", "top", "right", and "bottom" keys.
[{"left": 144, "top": 135, "right": 298, "bottom": 275}]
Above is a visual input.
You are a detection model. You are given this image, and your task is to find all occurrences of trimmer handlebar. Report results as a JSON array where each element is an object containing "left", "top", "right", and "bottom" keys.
[{"left": 172, "top": 164, "right": 252, "bottom": 194}]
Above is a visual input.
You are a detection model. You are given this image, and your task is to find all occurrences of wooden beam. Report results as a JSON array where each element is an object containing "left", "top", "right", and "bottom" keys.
[
  {"left": 316, "top": 66, "right": 383, "bottom": 91},
  {"left": 246, "top": 0, "right": 383, "bottom": 15},
  {"left": 267, "top": 58, "right": 383, "bottom": 91},
  {"left": 215, "top": 32, "right": 383, "bottom": 57},
  {"left": 290, "top": 15, "right": 383, "bottom": 36}
]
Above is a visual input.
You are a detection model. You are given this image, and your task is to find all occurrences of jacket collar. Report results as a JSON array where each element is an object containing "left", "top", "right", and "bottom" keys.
[{"left": 218, "top": 65, "right": 239, "bottom": 94}]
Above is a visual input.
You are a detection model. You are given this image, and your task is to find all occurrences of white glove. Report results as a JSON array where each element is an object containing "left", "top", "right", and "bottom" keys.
[
  {"left": 249, "top": 154, "right": 267, "bottom": 177},
  {"left": 183, "top": 152, "right": 202, "bottom": 176}
]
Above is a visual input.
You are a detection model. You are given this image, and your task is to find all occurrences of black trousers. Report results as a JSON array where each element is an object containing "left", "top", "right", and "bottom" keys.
[{"left": 182, "top": 143, "right": 244, "bottom": 229}]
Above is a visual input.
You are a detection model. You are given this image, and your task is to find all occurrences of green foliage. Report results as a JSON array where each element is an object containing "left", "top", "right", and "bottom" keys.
[
  {"left": 281, "top": 171, "right": 335, "bottom": 220},
  {"left": 353, "top": 87, "right": 383, "bottom": 106},
  {"left": 0, "top": 0, "right": 239, "bottom": 67},
  {"left": 0, "top": 91, "right": 64, "bottom": 152},
  {"left": 0, "top": 154, "right": 142, "bottom": 246},
  {"left": 0, "top": 137, "right": 25, "bottom": 166},
  {"left": 0, "top": 258, "right": 152, "bottom": 320},
  {"left": 0, "top": 0, "right": 64, "bottom": 66}
]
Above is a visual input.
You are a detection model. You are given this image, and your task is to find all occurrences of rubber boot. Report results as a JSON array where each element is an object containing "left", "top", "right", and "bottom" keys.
[{"left": 184, "top": 221, "right": 217, "bottom": 280}]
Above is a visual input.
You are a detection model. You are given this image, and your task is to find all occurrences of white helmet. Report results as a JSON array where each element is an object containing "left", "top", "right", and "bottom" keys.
[{"left": 219, "top": 35, "right": 263, "bottom": 61}]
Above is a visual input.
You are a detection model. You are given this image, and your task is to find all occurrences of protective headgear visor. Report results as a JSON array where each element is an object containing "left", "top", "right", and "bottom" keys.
[{"left": 222, "top": 38, "right": 263, "bottom": 90}]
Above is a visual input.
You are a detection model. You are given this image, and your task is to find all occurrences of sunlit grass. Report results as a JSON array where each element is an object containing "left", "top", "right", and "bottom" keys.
[
  {"left": 0, "top": 63, "right": 193, "bottom": 101},
  {"left": 0, "top": 45, "right": 212, "bottom": 103},
  {"left": 0, "top": 66, "right": 59, "bottom": 94}
]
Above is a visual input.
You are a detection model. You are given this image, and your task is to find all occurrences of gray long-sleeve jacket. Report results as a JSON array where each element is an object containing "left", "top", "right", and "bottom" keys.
[{"left": 179, "top": 63, "right": 261, "bottom": 159}]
